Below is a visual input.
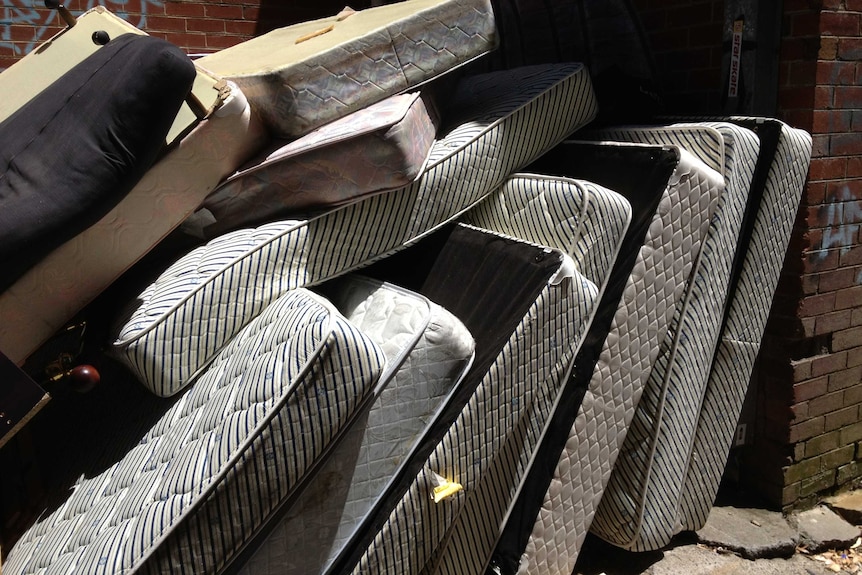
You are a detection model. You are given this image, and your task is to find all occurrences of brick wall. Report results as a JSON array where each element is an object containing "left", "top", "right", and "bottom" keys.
[{"left": 747, "top": 0, "right": 862, "bottom": 510}]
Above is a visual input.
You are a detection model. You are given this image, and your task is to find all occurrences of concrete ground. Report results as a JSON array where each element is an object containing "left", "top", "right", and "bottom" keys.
[{"left": 573, "top": 489, "right": 862, "bottom": 575}]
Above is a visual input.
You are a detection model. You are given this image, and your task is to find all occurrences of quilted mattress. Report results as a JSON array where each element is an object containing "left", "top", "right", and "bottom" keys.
[
  {"left": 196, "top": 0, "right": 497, "bottom": 138},
  {"left": 580, "top": 122, "right": 760, "bottom": 553},
  {"left": 112, "top": 63, "right": 597, "bottom": 397},
  {"left": 238, "top": 275, "right": 475, "bottom": 574},
  {"left": 3, "top": 289, "right": 387, "bottom": 574},
  {"left": 200, "top": 90, "right": 439, "bottom": 235},
  {"left": 0, "top": 83, "right": 266, "bottom": 365},
  {"left": 322, "top": 222, "right": 593, "bottom": 575},
  {"left": 677, "top": 118, "right": 811, "bottom": 533},
  {"left": 411, "top": 174, "right": 632, "bottom": 575},
  {"left": 492, "top": 139, "right": 723, "bottom": 574}
]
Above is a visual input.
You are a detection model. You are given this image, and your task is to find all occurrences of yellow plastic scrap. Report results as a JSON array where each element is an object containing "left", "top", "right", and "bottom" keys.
[{"left": 430, "top": 472, "right": 463, "bottom": 503}]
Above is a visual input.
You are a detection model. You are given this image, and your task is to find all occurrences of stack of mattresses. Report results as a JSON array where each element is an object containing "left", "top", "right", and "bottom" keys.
[
  {"left": 112, "top": 63, "right": 597, "bottom": 394},
  {"left": 574, "top": 122, "right": 761, "bottom": 556},
  {"left": 568, "top": 120, "right": 811, "bottom": 555},
  {"left": 0, "top": 20, "right": 264, "bottom": 365},
  {"left": 324, "top": 172, "right": 631, "bottom": 574},
  {"left": 488, "top": 138, "right": 724, "bottom": 574},
  {"left": 236, "top": 275, "right": 476, "bottom": 574}
]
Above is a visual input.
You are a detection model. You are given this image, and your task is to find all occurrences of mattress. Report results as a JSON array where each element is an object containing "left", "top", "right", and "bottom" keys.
[
  {"left": 677, "top": 119, "right": 811, "bottom": 533},
  {"left": 330, "top": 164, "right": 630, "bottom": 573},
  {"left": 112, "top": 63, "right": 597, "bottom": 397},
  {"left": 577, "top": 122, "right": 760, "bottom": 554},
  {"left": 200, "top": 90, "right": 439, "bottom": 234},
  {"left": 196, "top": 0, "right": 497, "bottom": 138},
  {"left": 0, "top": 82, "right": 267, "bottom": 366},
  {"left": 237, "top": 275, "right": 475, "bottom": 574},
  {"left": 414, "top": 175, "right": 631, "bottom": 574},
  {"left": 3, "top": 288, "right": 387, "bottom": 574},
  {"left": 0, "top": 6, "right": 227, "bottom": 145},
  {"left": 491, "top": 139, "right": 723, "bottom": 574}
]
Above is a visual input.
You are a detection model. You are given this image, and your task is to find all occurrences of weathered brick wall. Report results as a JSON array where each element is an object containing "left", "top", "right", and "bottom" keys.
[{"left": 748, "top": 0, "right": 862, "bottom": 510}]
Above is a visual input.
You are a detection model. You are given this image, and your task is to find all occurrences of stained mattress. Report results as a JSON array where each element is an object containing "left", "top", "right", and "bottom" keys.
[
  {"left": 0, "top": 82, "right": 266, "bottom": 365},
  {"left": 579, "top": 122, "right": 761, "bottom": 554},
  {"left": 237, "top": 275, "right": 475, "bottom": 574},
  {"left": 491, "top": 139, "right": 723, "bottom": 575},
  {"left": 112, "top": 63, "right": 597, "bottom": 397},
  {"left": 199, "top": 90, "right": 439, "bottom": 235},
  {"left": 3, "top": 288, "right": 387, "bottom": 574},
  {"left": 677, "top": 118, "right": 811, "bottom": 534},
  {"left": 196, "top": 0, "right": 497, "bottom": 138}
]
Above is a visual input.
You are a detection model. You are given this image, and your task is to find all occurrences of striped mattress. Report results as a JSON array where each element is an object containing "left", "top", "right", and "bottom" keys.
[
  {"left": 196, "top": 0, "right": 497, "bottom": 138},
  {"left": 237, "top": 275, "right": 475, "bottom": 574},
  {"left": 3, "top": 289, "right": 387, "bottom": 574},
  {"left": 112, "top": 63, "right": 597, "bottom": 397},
  {"left": 677, "top": 118, "right": 811, "bottom": 533},
  {"left": 581, "top": 122, "right": 761, "bottom": 553},
  {"left": 199, "top": 90, "right": 439, "bottom": 235},
  {"left": 337, "top": 168, "right": 632, "bottom": 574},
  {"left": 492, "top": 139, "right": 724, "bottom": 574}
]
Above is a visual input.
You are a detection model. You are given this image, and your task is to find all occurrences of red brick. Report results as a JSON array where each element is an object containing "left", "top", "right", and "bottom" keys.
[
  {"left": 821, "top": 12, "right": 861, "bottom": 36},
  {"left": 812, "top": 134, "right": 830, "bottom": 158},
  {"left": 144, "top": 15, "right": 187, "bottom": 33},
  {"left": 825, "top": 180, "right": 862, "bottom": 202},
  {"left": 838, "top": 38, "right": 862, "bottom": 60},
  {"left": 808, "top": 390, "right": 846, "bottom": 417},
  {"left": 832, "top": 365, "right": 862, "bottom": 392},
  {"left": 853, "top": 308, "right": 862, "bottom": 326},
  {"left": 821, "top": 36, "right": 840, "bottom": 59},
  {"left": 780, "top": 85, "right": 817, "bottom": 110},
  {"left": 835, "top": 86, "right": 862, "bottom": 109},
  {"left": 815, "top": 309, "right": 853, "bottom": 334},
  {"left": 834, "top": 326, "right": 862, "bottom": 352},
  {"left": 812, "top": 350, "right": 849, "bottom": 377},
  {"left": 817, "top": 61, "right": 858, "bottom": 85},
  {"left": 808, "top": 158, "right": 847, "bottom": 181},
  {"left": 807, "top": 182, "right": 828, "bottom": 203},
  {"left": 789, "top": 416, "right": 825, "bottom": 443},
  {"left": 799, "top": 292, "right": 836, "bottom": 316},
  {"left": 832, "top": 134, "right": 862, "bottom": 156},
  {"left": 205, "top": 5, "right": 244, "bottom": 19},
  {"left": 849, "top": 158, "right": 862, "bottom": 178},
  {"left": 814, "top": 86, "right": 834, "bottom": 109},
  {"left": 840, "top": 246, "right": 862, "bottom": 267},
  {"left": 836, "top": 285, "right": 862, "bottom": 309},
  {"left": 813, "top": 110, "right": 852, "bottom": 132},
  {"left": 826, "top": 407, "right": 860, "bottom": 432},
  {"left": 818, "top": 267, "right": 858, "bottom": 291},
  {"left": 853, "top": 110, "right": 862, "bottom": 131},
  {"left": 848, "top": 0, "right": 862, "bottom": 9},
  {"left": 794, "top": 376, "right": 829, "bottom": 402},
  {"left": 163, "top": 3, "right": 205, "bottom": 18},
  {"left": 185, "top": 18, "right": 225, "bottom": 33},
  {"left": 224, "top": 20, "right": 257, "bottom": 36},
  {"left": 805, "top": 249, "right": 839, "bottom": 272}
]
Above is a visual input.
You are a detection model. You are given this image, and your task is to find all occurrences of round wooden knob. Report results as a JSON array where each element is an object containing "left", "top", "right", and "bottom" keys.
[{"left": 69, "top": 365, "right": 100, "bottom": 393}]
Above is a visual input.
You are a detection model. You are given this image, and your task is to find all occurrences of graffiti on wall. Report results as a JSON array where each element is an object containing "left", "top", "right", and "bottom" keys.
[{"left": 1, "top": 0, "right": 164, "bottom": 57}]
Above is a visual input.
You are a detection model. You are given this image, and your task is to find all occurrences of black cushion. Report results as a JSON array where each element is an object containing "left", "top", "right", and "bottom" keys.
[{"left": 0, "top": 33, "right": 196, "bottom": 292}]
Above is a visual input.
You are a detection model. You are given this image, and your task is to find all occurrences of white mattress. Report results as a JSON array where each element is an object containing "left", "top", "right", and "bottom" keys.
[
  {"left": 200, "top": 91, "right": 439, "bottom": 234},
  {"left": 3, "top": 289, "right": 386, "bottom": 574},
  {"left": 112, "top": 63, "right": 597, "bottom": 397},
  {"left": 415, "top": 175, "right": 631, "bottom": 574},
  {"left": 196, "top": 0, "right": 497, "bottom": 138},
  {"left": 239, "top": 276, "right": 475, "bottom": 574},
  {"left": 677, "top": 119, "right": 811, "bottom": 532},
  {"left": 0, "top": 84, "right": 267, "bottom": 365},
  {"left": 507, "top": 140, "right": 724, "bottom": 574},
  {"left": 582, "top": 123, "right": 760, "bottom": 553},
  {"left": 342, "top": 223, "right": 595, "bottom": 575}
]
